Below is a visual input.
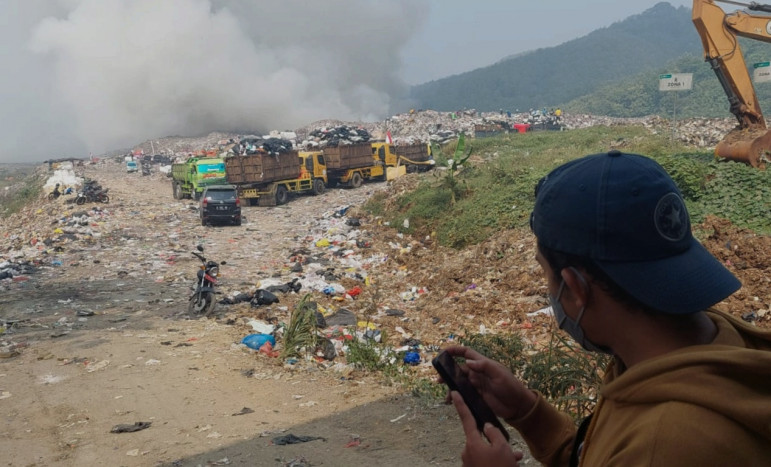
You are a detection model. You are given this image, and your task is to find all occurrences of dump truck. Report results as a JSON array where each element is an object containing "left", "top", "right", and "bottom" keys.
[
  {"left": 171, "top": 157, "right": 227, "bottom": 200},
  {"left": 228, "top": 143, "right": 407, "bottom": 206},
  {"left": 226, "top": 151, "right": 326, "bottom": 206},
  {"left": 327, "top": 142, "right": 428, "bottom": 185},
  {"left": 389, "top": 142, "right": 435, "bottom": 173},
  {"left": 324, "top": 143, "right": 389, "bottom": 187}
]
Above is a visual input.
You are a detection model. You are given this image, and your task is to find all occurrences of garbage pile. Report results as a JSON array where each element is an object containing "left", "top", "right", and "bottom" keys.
[
  {"left": 219, "top": 203, "right": 439, "bottom": 370},
  {"left": 0, "top": 259, "right": 35, "bottom": 282},
  {"left": 303, "top": 125, "right": 371, "bottom": 148},
  {"left": 525, "top": 109, "right": 564, "bottom": 131},
  {"left": 131, "top": 131, "right": 237, "bottom": 157},
  {"left": 0, "top": 204, "right": 111, "bottom": 288},
  {"left": 232, "top": 136, "right": 295, "bottom": 156},
  {"left": 430, "top": 130, "right": 458, "bottom": 145},
  {"left": 44, "top": 162, "right": 82, "bottom": 192},
  {"left": 148, "top": 154, "right": 174, "bottom": 165}
]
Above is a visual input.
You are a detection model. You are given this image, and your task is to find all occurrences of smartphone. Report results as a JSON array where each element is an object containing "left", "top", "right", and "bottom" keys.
[{"left": 432, "top": 350, "right": 510, "bottom": 441}]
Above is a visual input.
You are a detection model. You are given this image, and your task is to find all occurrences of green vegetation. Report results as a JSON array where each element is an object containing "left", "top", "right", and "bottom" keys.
[
  {"left": 0, "top": 170, "right": 45, "bottom": 217},
  {"left": 345, "top": 335, "right": 395, "bottom": 372},
  {"left": 432, "top": 132, "right": 473, "bottom": 205},
  {"left": 345, "top": 329, "right": 608, "bottom": 418},
  {"left": 410, "top": 3, "right": 698, "bottom": 113},
  {"left": 564, "top": 39, "right": 771, "bottom": 119},
  {"left": 280, "top": 294, "right": 319, "bottom": 359},
  {"left": 359, "top": 126, "right": 768, "bottom": 413},
  {"left": 366, "top": 126, "right": 771, "bottom": 249},
  {"left": 522, "top": 333, "right": 610, "bottom": 418},
  {"left": 459, "top": 332, "right": 608, "bottom": 419},
  {"left": 410, "top": 3, "right": 771, "bottom": 120}
]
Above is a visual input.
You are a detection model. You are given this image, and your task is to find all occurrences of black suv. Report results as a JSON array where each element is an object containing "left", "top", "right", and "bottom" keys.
[{"left": 199, "top": 185, "right": 241, "bottom": 226}]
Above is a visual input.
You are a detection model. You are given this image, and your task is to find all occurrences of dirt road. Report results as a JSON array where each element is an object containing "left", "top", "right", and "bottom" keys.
[{"left": 0, "top": 162, "right": 533, "bottom": 466}]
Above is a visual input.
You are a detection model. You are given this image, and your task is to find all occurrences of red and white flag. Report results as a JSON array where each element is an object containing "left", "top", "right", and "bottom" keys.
[{"left": 385, "top": 131, "right": 393, "bottom": 145}]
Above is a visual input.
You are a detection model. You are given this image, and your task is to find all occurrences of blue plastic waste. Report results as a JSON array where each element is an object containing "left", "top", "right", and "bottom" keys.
[
  {"left": 241, "top": 334, "right": 276, "bottom": 350},
  {"left": 403, "top": 351, "right": 420, "bottom": 366}
]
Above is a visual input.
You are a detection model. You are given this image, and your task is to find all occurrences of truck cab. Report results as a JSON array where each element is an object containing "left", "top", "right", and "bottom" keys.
[
  {"left": 298, "top": 151, "right": 328, "bottom": 183},
  {"left": 171, "top": 157, "right": 227, "bottom": 200},
  {"left": 370, "top": 142, "right": 399, "bottom": 167}
]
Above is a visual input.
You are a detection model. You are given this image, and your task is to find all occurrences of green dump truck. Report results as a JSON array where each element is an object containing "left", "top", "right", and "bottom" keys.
[{"left": 171, "top": 157, "right": 227, "bottom": 200}]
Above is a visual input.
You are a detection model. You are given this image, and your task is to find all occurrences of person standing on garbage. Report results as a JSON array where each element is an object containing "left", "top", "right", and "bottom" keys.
[{"left": 445, "top": 150, "right": 771, "bottom": 466}]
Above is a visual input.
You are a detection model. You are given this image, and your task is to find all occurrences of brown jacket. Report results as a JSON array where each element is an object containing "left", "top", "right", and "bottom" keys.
[{"left": 512, "top": 309, "right": 771, "bottom": 466}]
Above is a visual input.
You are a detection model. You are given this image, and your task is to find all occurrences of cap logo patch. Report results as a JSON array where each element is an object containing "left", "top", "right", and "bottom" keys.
[{"left": 654, "top": 192, "right": 688, "bottom": 241}]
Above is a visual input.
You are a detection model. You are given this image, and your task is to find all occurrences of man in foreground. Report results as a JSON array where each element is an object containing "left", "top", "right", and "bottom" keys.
[{"left": 446, "top": 151, "right": 771, "bottom": 466}]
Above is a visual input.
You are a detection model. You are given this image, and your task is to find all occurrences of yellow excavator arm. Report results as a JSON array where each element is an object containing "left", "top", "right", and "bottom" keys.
[{"left": 693, "top": 0, "right": 771, "bottom": 167}]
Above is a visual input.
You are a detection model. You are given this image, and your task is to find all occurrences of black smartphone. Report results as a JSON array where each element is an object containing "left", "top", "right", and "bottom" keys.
[{"left": 432, "top": 350, "right": 510, "bottom": 441}]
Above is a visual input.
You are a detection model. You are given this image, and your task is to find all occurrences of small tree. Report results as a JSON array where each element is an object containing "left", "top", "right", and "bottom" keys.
[{"left": 433, "top": 132, "right": 472, "bottom": 205}]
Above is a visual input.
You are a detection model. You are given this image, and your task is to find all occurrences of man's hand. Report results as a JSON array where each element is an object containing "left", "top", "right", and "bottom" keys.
[
  {"left": 452, "top": 391, "right": 523, "bottom": 466},
  {"left": 442, "top": 346, "right": 537, "bottom": 422}
]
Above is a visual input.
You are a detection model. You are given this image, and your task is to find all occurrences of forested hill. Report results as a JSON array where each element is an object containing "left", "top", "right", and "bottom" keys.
[{"left": 408, "top": 2, "right": 698, "bottom": 113}]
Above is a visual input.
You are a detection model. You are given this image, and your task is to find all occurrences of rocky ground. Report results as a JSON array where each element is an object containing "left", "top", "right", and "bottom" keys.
[{"left": 1, "top": 130, "right": 769, "bottom": 466}]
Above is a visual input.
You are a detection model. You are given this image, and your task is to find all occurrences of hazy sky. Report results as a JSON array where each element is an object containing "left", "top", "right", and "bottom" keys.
[{"left": 1, "top": 0, "right": 697, "bottom": 163}]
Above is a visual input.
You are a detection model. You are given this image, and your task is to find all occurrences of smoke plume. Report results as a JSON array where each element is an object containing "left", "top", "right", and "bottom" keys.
[{"left": 0, "top": 0, "right": 428, "bottom": 162}]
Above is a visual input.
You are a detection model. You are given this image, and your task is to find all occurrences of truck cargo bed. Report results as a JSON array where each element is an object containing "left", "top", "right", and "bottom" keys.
[
  {"left": 393, "top": 143, "right": 430, "bottom": 162},
  {"left": 323, "top": 143, "right": 373, "bottom": 169},
  {"left": 225, "top": 152, "right": 301, "bottom": 184}
]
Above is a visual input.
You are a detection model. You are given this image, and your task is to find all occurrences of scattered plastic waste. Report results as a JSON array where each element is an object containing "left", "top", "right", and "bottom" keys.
[
  {"left": 272, "top": 434, "right": 326, "bottom": 445},
  {"left": 247, "top": 320, "right": 275, "bottom": 334},
  {"left": 110, "top": 421, "right": 152, "bottom": 433},
  {"left": 242, "top": 334, "right": 276, "bottom": 350},
  {"left": 403, "top": 352, "right": 420, "bottom": 365}
]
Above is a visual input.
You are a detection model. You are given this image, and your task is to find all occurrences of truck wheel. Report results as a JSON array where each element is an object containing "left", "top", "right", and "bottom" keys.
[
  {"left": 312, "top": 179, "right": 325, "bottom": 196},
  {"left": 193, "top": 191, "right": 201, "bottom": 201},
  {"left": 350, "top": 172, "right": 363, "bottom": 188},
  {"left": 172, "top": 183, "right": 180, "bottom": 200},
  {"left": 275, "top": 185, "right": 289, "bottom": 205},
  {"left": 201, "top": 217, "right": 207, "bottom": 226}
]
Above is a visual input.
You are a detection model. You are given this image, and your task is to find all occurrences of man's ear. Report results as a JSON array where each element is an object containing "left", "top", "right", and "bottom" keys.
[{"left": 561, "top": 267, "right": 591, "bottom": 308}]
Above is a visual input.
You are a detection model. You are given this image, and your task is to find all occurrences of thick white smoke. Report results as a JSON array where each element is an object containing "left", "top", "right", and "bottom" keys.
[{"left": 0, "top": 0, "right": 428, "bottom": 162}]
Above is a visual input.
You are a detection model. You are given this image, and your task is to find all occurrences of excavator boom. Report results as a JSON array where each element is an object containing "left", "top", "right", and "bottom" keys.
[{"left": 693, "top": 0, "right": 771, "bottom": 167}]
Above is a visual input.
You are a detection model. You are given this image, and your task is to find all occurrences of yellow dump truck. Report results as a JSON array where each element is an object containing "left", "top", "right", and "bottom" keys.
[
  {"left": 225, "top": 151, "right": 323, "bottom": 206},
  {"left": 226, "top": 142, "right": 428, "bottom": 206}
]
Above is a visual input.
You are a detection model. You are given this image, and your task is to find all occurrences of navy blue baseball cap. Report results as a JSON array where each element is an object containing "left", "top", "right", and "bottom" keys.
[{"left": 530, "top": 150, "right": 741, "bottom": 314}]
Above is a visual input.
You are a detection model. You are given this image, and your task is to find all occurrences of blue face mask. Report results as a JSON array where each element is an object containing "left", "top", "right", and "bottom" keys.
[{"left": 550, "top": 275, "right": 610, "bottom": 354}]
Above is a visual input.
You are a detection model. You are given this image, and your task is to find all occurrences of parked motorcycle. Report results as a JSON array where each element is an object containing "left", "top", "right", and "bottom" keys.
[
  {"left": 47, "top": 184, "right": 62, "bottom": 200},
  {"left": 75, "top": 186, "right": 110, "bottom": 205},
  {"left": 48, "top": 184, "right": 74, "bottom": 201},
  {"left": 188, "top": 245, "right": 225, "bottom": 316}
]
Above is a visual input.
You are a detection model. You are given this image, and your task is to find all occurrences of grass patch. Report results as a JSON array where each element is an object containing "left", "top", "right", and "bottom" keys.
[
  {"left": 343, "top": 328, "right": 609, "bottom": 417},
  {"left": 0, "top": 172, "right": 45, "bottom": 217},
  {"left": 377, "top": 126, "right": 770, "bottom": 247},
  {"left": 363, "top": 191, "right": 388, "bottom": 218},
  {"left": 460, "top": 331, "right": 609, "bottom": 420},
  {"left": 345, "top": 335, "right": 396, "bottom": 372},
  {"left": 523, "top": 333, "right": 610, "bottom": 419}
]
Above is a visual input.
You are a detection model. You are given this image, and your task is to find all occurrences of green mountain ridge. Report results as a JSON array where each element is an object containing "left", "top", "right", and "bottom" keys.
[{"left": 408, "top": 2, "right": 771, "bottom": 120}]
